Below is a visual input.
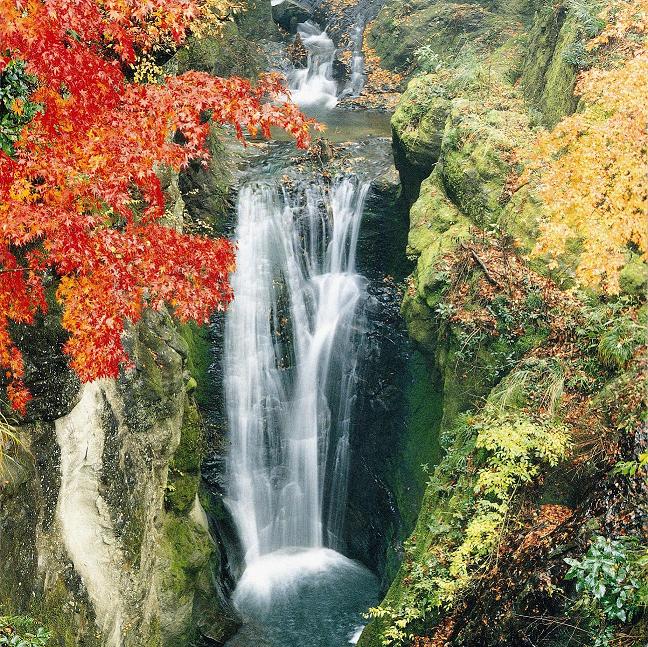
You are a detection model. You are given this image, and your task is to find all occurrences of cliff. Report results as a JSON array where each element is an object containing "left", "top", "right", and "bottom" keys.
[
  {"left": 360, "top": 0, "right": 647, "bottom": 645},
  {"left": 1, "top": 305, "right": 238, "bottom": 646}
]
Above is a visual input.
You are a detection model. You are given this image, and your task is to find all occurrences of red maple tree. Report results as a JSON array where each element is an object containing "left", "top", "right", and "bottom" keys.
[{"left": 0, "top": 0, "right": 314, "bottom": 413}]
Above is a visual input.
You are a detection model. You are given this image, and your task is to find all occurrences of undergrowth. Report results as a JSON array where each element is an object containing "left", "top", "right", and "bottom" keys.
[
  {"left": 369, "top": 228, "right": 647, "bottom": 646},
  {"left": 0, "top": 617, "right": 50, "bottom": 647},
  {"left": 565, "top": 536, "right": 648, "bottom": 646}
]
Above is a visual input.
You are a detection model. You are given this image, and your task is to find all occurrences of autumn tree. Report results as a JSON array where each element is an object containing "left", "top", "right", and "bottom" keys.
[
  {"left": 526, "top": 0, "right": 647, "bottom": 293},
  {"left": 0, "top": 0, "right": 315, "bottom": 413}
]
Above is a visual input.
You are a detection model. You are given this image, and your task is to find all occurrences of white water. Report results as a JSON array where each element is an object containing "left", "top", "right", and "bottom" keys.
[
  {"left": 224, "top": 176, "right": 378, "bottom": 646},
  {"left": 289, "top": 21, "right": 339, "bottom": 109},
  {"left": 227, "top": 547, "right": 377, "bottom": 647},
  {"left": 225, "top": 176, "right": 370, "bottom": 563},
  {"left": 340, "top": 24, "right": 366, "bottom": 99}
]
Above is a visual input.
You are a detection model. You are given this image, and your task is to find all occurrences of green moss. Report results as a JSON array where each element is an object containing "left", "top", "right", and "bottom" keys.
[
  {"left": 619, "top": 257, "right": 648, "bottom": 297},
  {"left": 166, "top": 399, "right": 204, "bottom": 515},
  {"left": 166, "top": 474, "right": 201, "bottom": 515},
  {"left": 392, "top": 76, "right": 451, "bottom": 179},
  {"left": 237, "top": 0, "right": 279, "bottom": 40},
  {"left": 177, "top": 22, "right": 263, "bottom": 79},
  {"left": 367, "top": 1, "right": 495, "bottom": 73},
  {"left": 160, "top": 515, "right": 213, "bottom": 598},
  {"left": 175, "top": 401, "right": 203, "bottom": 474},
  {"left": 179, "top": 322, "right": 212, "bottom": 409},
  {"left": 29, "top": 578, "right": 101, "bottom": 647},
  {"left": 439, "top": 101, "right": 525, "bottom": 227},
  {"left": 397, "top": 354, "right": 443, "bottom": 527},
  {"left": 519, "top": 5, "right": 581, "bottom": 126},
  {"left": 407, "top": 170, "right": 469, "bottom": 258}
]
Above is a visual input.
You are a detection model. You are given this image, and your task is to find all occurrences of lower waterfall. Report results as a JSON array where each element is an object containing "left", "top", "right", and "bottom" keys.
[{"left": 224, "top": 177, "right": 379, "bottom": 645}]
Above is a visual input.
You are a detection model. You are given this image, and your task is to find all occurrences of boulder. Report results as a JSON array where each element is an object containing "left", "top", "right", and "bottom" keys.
[{"left": 271, "top": 0, "right": 313, "bottom": 32}]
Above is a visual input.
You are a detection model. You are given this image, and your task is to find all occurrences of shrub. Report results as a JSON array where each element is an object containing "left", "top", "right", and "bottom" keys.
[
  {"left": 0, "top": 617, "right": 50, "bottom": 647},
  {"left": 565, "top": 536, "right": 648, "bottom": 646}
]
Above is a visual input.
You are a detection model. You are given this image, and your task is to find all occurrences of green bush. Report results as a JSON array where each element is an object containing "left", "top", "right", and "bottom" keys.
[
  {"left": 0, "top": 617, "right": 50, "bottom": 647},
  {"left": 565, "top": 536, "right": 648, "bottom": 646},
  {"left": 0, "top": 60, "right": 41, "bottom": 155}
]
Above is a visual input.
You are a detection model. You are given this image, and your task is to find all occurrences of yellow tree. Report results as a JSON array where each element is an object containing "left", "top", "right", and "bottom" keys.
[{"left": 527, "top": 0, "right": 647, "bottom": 293}]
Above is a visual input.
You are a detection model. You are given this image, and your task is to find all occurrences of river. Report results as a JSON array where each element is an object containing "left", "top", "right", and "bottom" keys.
[{"left": 222, "top": 14, "right": 392, "bottom": 647}]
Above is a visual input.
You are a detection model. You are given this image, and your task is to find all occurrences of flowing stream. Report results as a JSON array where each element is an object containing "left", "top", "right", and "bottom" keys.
[{"left": 223, "top": 15, "right": 382, "bottom": 647}]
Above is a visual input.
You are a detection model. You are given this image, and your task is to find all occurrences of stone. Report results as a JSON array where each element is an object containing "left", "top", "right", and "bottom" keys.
[{"left": 271, "top": 0, "right": 313, "bottom": 32}]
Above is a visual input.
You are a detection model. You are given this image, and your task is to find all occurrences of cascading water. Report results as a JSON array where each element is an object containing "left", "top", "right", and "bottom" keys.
[
  {"left": 340, "top": 23, "right": 366, "bottom": 99},
  {"left": 288, "top": 21, "right": 339, "bottom": 109},
  {"left": 224, "top": 177, "right": 378, "bottom": 646}
]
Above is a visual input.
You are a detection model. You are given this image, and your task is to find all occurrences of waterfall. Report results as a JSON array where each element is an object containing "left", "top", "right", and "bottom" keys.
[
  {"left": 340, "top": 23, "right": 366, "bottom": 99},
  {"left": 224, "top": 176, "right": 370, "bottom": 565},
  {"left": 288, "top": 21, "right": 339, "bottom": 109}
]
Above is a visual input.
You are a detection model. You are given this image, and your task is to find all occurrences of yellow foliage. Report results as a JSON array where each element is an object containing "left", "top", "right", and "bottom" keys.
[
  {"left": 526, "top": 1, "right": 648, "bottom": 293},
  {"left": 132, "top": 54, "right": 165, "bottom": 84},
  {"left": 191, "top": 0, "right": 246, "bottom": 39},
  {"left": 588, "top": 0, "right": 648, "bottom": 54}
]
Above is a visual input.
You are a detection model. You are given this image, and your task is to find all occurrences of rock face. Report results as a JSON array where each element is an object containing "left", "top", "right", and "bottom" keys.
[
  {"left": 0, "top": 310, "right": 239, "bottom": 647},
  {"left": 391, "top": 76, "right": 450, "bottom": 204},
  {"left": 358, "top": 1, "right": 645, "bottom": 646}
]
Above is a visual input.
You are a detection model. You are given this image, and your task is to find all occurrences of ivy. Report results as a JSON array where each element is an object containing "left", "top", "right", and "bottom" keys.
[
  {"left": 0, "top": 617, "right": 50, "bottom": 647},
  {"left": 565, "top": 536, "right": 648, "bottom": 646}
]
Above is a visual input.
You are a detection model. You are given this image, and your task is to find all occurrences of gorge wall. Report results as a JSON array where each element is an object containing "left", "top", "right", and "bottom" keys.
[
  {"left": 1, "top": 304, "right": 238, "bottom": 646},
  {"left": 359, "top": 0, "right": 647, "bottom": 645}
]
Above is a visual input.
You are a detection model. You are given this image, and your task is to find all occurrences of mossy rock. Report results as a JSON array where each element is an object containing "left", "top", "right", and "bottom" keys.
[
  {"left": 178, "top": 129, "right": 235, "bottom": 234},
  {"left": 271, "top": 0, "right": 313, "bottom": 32},
  {"left": 119, "top": 308, "right": 187, "bottom": 430},
  {"left": 401, "top": 170, "right": 471, "bottom": 353},
  {"left": 358, "top": 422, "right": 478, "bottom": 647},
  {"left": 166, "top": 398, "right": 205, "bottom": 515},
  {"left": 519, "top": 3, "right": 580, "bottom": 126},
  {"left": 6, "top": 295, "right": 79, "bottom": 423},
  {"left": 161, "top": 515, "right": 213, "bottom": 592},
  {"left": 158, "top": 514, "right": 213, "bottom": 645},
  {"left": 238, "top": 0, "right": 280, "bottom": 41},
  {"left": 439, "top": 99, "right": 527, "bottom": 227},
  {"left": 178, "top": 322, "right": 213, "bottom": 409},
  {"left": 177, "top": 23, "right": 264, "bottom": 79},
  {"left": 367, "top": 0, "right": 494, "bottom": 73},
  {"left": 29, "top": 576, "right": 102, "bottom": 647},
  {"left": 407, "top": 171, "right": 468, "bottom": 258},
  {"left": 392, "top": 75, "right": 451, "bottom": 199}
]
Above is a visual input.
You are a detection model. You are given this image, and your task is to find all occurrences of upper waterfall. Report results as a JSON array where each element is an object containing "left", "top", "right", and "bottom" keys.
[{"left": 288, "top": 21, "right": 339, "bottom": 109}]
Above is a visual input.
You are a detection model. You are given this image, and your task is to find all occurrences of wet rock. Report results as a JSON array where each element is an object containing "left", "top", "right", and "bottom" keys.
[
  {"left": 286, "top": 32, "right": 308, "bottom": 66},
  {"left": 271, "top": 0, "right": 313, "bottom": 32},
  {"left": 308, "top": 137, "right": 335, "bottom": 163},
  {"left": 6, "top": 305, "right": 79, "bottom": 423},
  {"left": 332, "top": 57, "right": 349, "bottom": 81}
]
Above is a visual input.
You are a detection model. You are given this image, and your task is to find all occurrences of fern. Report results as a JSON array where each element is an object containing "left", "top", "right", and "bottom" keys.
[{"left": 598, "top": 319, "right": 643, "bottom": 369}]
